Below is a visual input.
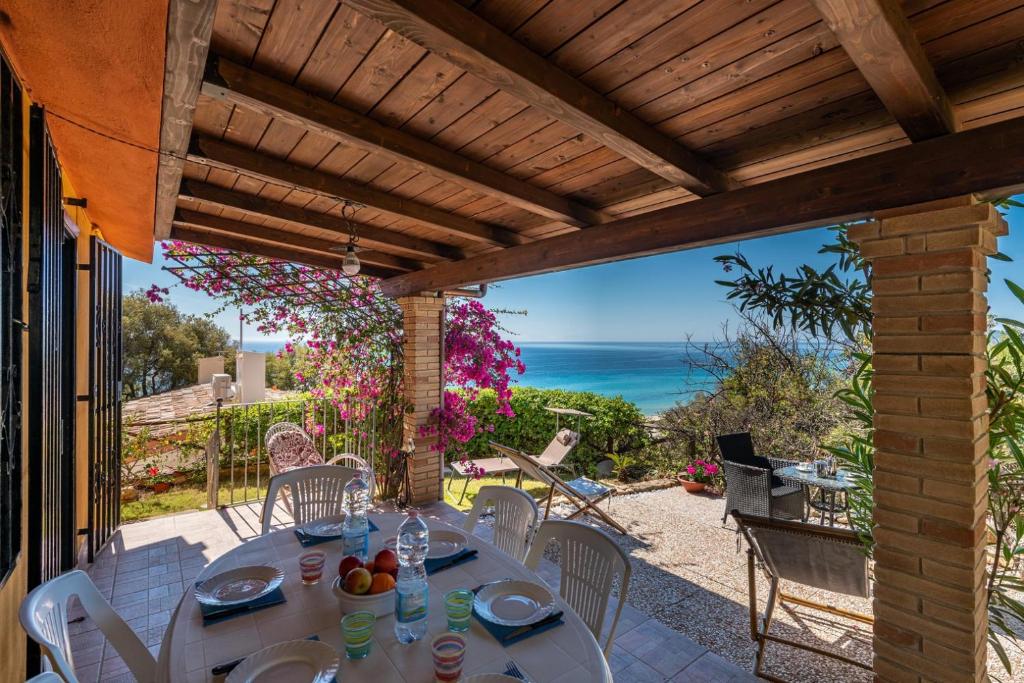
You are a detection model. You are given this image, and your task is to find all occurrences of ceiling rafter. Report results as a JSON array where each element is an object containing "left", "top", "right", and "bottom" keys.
[
  {"left": 202, "top": 56, "right": 610, "bottom": 229},
  {"left": 810, "top": 0, "right": 958, "bottom": 141},
  {"left": 187, "top": 135, "right": 528, "bottom": 248},
  {"left": 345, "top": 0, "right": 740, "bottom": 196},
  {"left": 178, "top": 179, "right": 464, "bottom": 261}
]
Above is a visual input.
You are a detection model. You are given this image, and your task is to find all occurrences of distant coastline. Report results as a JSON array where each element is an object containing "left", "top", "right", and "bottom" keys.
[{"left": 240, "top": 339, "right": 713, "bottom": 415}]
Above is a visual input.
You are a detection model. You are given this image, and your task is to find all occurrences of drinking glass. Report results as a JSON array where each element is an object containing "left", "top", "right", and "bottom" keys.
[
  {"left": 444, "top": 589, "right": 473, "bottom": 632},
  {"left": 431, "top": 633, "right": 466, "bottom": 682},
  {"left": 341, "top": 610, "right": 375, "bottom": 660},
  {"left": 299, "top": 550, "right": 326, "bottom": 585}
]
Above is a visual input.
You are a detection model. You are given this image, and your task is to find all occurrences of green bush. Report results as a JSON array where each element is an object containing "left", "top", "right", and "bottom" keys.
[{"left": 456, "top": 387, "right": 649, "bottom": 476}]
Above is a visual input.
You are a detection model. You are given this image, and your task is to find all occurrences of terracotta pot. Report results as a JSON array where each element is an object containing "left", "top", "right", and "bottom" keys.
[
  {"left": 152, "top": 482, "right": 171, "bottom": 494},
  {"left": 677, "top": 476, "right": 706, "bottom": 493}
]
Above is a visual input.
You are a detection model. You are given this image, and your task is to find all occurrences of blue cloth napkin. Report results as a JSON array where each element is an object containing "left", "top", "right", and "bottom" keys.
[
  {"left": 199, "top": 586, "right": 286, "bottom": 626},
  {"left": 293, "top": 518, "right": 380, "bottom": 547},
  {"left": 425, "top": 548, "right": 478, "bottom": 575},
  {"left": 472, "top": 606, "right": 565, "bottom": 646}
]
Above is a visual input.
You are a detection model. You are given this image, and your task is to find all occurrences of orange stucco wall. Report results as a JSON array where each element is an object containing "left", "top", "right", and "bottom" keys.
[{"left": 0, "top": 0, "right": 170, "bottom": 262}]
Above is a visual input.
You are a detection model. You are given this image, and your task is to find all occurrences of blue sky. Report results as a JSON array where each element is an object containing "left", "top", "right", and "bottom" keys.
[{"left": 125, "top": 199, "right": 1024, "bottom": 344}]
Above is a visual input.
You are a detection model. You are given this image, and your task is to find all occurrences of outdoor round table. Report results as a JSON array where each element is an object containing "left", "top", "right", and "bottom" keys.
[
  {"left": 773, "top": 465, "right": 856, "bottom": 527},
  {"left": 161, "top": 512, "right": 612, "bottom": 683}
]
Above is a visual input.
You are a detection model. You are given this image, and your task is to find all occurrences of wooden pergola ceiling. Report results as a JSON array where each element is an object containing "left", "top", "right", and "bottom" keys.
[{"left": 162, "top": 0, "right": 1024, "bottom": 296}]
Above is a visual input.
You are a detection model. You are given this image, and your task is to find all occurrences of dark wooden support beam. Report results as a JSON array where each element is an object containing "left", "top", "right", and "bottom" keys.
[
  {"left": 380, "top": 116, "right": 1024, "bottom": 297},
  {"left": 810, "top": 0, "right": 958, "bottom": 141},
  {"left": 203, "top": 56, "right": 608, "bottom": 228},
  {"left": 188, "top": 135, "right": 526, "bottom": 247},
  {"left": 168, "top": 224, "right": 400, "bottom": 279},
  {"left": 154, "top": 0, "right": 216, "bottom": 239},
  {"left": 179, "top": 179, "right": 464, "bottom": 261},
  {"left": 174, "top": 208, "right": 424, "bottom": 272},
  {"left": 345, "top": 0, "right": 738, "bottom": 196}
]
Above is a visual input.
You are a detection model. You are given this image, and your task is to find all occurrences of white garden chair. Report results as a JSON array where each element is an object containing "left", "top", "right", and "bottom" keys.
[
  {"left": 525, "top": 519, "right": 632, "bottom": 656},
  {"left": 260, "top": 464, "right": 361, "bottom": 535},
  {"left": 264, "top": 421, "right": 303, "bottom": 449},
  {"left": 19, "top": 569, "right": 156, "bottom": 682},
  {"left": 463, "top": 485, "right": 539, "bottom": 563}
]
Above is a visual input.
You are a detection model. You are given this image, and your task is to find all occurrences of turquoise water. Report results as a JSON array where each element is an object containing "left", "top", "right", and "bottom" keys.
[
  {"left": 515, "top": 342, "right": 714, "bottom": 415},
  {"left": 242, "top": 339, "right": 714, "bottom": 415}
]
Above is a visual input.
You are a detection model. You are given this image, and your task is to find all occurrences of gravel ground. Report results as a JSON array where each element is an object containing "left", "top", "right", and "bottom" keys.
[{"left": 546, "top": 487, "right": 1024, "bottom": 682}]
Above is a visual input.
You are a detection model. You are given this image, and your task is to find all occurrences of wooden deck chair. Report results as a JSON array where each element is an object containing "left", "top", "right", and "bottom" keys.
[
  {"left": 493, "top": 442, "right": 627, "bottom": 535},
  {"left": 732, "top": 511, "right": 873, "bottom": 682}
]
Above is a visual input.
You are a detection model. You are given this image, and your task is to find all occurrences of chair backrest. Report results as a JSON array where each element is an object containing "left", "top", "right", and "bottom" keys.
[
  {"left": 264, "top": 421, "right": 302, "bottom": 448},
  {"left": 525, "top": 520, "right": 631, "bottom": 655},
  {"left": 535, "top": 429, "right": 579, "bottom": 467},
  {"left": 463, "top": 485, "right": 539, "bottom": 562},
  {"left": 733, "top": 511, "right": 869, "bottom": 598},
  {"left": 716, "top": 432, "right": 758, "bottom": 465},
  {"left": 267, "top": 429, "right": 324, "bottom": 472},
  {"left": 19, "top": 570, "right": 156, "bottom": 682},
  {"left": 261, "top": 464, "right": 360, "bottom": 534}
]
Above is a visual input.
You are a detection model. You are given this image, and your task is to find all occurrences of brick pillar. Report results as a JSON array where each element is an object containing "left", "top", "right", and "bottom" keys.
[
  {"left": 850, "top": 198, "right": 1007, "bottom": 682},
  {"left": 398, "top": 295, "right": 445, "bottom": 505}
]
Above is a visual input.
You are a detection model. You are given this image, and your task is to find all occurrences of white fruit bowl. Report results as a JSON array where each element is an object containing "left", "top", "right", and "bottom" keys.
[{"left": 331, "top": 575, "right": 395, "bottom": 617}]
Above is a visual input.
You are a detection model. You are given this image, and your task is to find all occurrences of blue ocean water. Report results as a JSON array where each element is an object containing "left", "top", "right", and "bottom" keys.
[
  {"left": 239, "top": 339, "right": 714, "bottom": 415},
  {"left": 515, "top": 342, "right": 714, "bottom": 415}
]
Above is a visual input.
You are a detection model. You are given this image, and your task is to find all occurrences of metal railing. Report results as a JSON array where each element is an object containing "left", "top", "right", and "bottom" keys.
[{"left": 210, "top": 397, "right": 378, "bottom": 507}]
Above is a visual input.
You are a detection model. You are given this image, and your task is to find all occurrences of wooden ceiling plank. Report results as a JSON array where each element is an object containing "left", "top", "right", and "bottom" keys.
[
  {"left": 809, "top": 0, "right": 958, "bottom": 140},
  {"left": 204, "top": 57, "right": 608, "bottom": 227},
  {"left": 178, "top": 179, "right": 461, "bottom": 261},
  {"left": 168, "top": 224, "right": 401, "bottom": 278},
  {"left": 187, "top": 134, "right": 528, "bottom": 247},
  {"left": 155, "top": 0, "right": 216, "bottom": 240},
  {"left": 379, "top": 115, "right": 1024, "bottom": 297},
  {"left": 174, "top": 208, "right": 422, "bottom": 272},
  {"left": 345, "top": 0, "right": 739, "bottom": 195}
]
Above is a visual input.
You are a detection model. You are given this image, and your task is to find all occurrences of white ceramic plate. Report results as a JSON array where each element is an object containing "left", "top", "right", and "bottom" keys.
[
  {"left": 302, "top": 515, "right": 345, "bottom": 538},
  {"left": 427, "top": 529, "right": 467, "bottom": 559},
  {"left": 226, "top": 640, "right": 338, "bottom": 683},
  {"left": 194, "top": 566, "right": 284, "bottom": 607},
  {"left": 460, "top": 675, "right": 521, "bottom": 683},
  {"left": 474, "top": 579, "right": 556, "bottom": 627}
]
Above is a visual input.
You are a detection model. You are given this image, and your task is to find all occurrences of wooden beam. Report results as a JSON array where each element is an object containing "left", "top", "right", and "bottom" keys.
[
  {"left": 154, "top": 0, "right": 216, "bottom": 239},
  {"left": 810, "top": 0, "right": 958, "bottom": 141},
  {"left": 179, "top": 179, "right": 464, "bottom": 261},
  {"left": 168, "top": 224, "right": 400, "bottom": 279},
  {"left": 380, "top": 115, "right": 1024, "bottom": 297},
  {"left": 203, "top": 56, "right": 608, "bottom": 228},
  {"left": 188, "top": 135, "right": 527, "bottom": 247},
  {"left": 174, "top": 208, "right": 424, "bottom": 272},
  {"left": 345, "top": 0, "right": 738, "bottom": 196}
]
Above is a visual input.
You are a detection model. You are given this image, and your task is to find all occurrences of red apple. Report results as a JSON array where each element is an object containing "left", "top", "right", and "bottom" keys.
[
  {"left": 374, "top": 548, "right": 398, "bottom": 576},
  {"left": 344, "top": 567, "right": 373, "bottom": 595},
  {"left": 338, "top": 555, "right": 363, "bottom": 579}
]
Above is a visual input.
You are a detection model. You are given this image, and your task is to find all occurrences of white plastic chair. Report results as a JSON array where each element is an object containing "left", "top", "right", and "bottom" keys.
[
  {"left": 260, "top": 464, "right": 361, "bottom": 535},
  {"left": 463, "top": 485, "right": 539, "bottom": 563},
  {"left": 525, "top": 519, "right": 632, "bottom": 655},
  {"left": 264, "top": 421, "right": 303, "bottom": 449},
  {"left": 19, "top": 569, "right": 156, "bottom": 682},
  {"left": 326, "top": 452, "right": 375, "bottom": 498}
]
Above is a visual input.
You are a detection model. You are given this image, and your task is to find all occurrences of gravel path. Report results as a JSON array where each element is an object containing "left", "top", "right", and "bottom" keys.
[{"left": 550, "top": 487, "right": 1024, "bottom": 682}]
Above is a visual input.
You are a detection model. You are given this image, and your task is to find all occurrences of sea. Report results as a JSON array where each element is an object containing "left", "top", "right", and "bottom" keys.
[{"left": 240, "top": 339, "right": 715, "bottom": 415}]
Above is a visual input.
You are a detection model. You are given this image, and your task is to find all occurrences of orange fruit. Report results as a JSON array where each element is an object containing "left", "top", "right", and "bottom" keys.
[
  {"left": 364, "top": 560, "right": 375, "bottom": 574},
  {"left": 369, "top": 572, "right": 396, "bottom": 594}
]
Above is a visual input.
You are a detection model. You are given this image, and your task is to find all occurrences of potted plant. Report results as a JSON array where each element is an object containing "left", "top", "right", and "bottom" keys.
[
  {"left": 145, "top": 466, "right": 173, "bottom": 493},
  {"left": 677, "top": 458, "right": 718, "bottom": 493}
]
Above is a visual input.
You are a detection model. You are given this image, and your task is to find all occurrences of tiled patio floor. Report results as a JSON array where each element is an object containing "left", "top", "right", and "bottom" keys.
[{"left": 68, "top": 498, "right": 759, "bottom": 682}]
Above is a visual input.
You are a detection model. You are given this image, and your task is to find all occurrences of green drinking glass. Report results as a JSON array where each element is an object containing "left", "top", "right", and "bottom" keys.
[
  {"left": 444, "top": 588, "right": 474, "bottom": 632},
  {"left": 341, "top": 610, "right": 375, "bottom": 660}
]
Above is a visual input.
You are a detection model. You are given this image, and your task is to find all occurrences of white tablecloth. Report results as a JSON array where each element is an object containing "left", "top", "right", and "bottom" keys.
[{"left": 162, "top": 513, "right": 612, "bottom": 682}]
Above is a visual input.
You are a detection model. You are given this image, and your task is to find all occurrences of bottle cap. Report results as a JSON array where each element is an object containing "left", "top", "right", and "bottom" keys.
[
  {"left": 408, "top": 510, "right": 419, "bottom": 518},
  {"left": 352, "top": 471, "right": 362, "bottom": 479}
]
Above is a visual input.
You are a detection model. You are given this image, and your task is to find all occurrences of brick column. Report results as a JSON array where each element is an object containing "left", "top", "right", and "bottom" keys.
[
  {"left": 850, "top": 198, "right": 1006, "bottom": 682},
  {"left": 398, "top": 294, "right": 445, "bottom": 505}
]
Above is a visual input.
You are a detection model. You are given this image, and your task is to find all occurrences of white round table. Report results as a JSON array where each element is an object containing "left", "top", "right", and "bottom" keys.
[{"left": 163, "top": 513, "right": 612, "bottom": 682}]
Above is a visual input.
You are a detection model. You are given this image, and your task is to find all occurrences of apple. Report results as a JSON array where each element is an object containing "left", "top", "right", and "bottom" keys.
[
  {"left": 338, "top": 555, "right": 363, "bottom": 579},
  {"left": 374, "top": 548, "right": 398, "bottom": 576},
  {"left": 344, "top": 567, "right": 373, "bottom": 595}
]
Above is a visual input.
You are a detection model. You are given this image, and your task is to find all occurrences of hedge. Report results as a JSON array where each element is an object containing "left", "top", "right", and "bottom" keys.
[{"left": 456, "top": 386, "right": 649, "bottom": 475}]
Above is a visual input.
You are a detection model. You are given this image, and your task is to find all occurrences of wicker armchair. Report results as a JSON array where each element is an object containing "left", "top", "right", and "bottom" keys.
[{"left": 718, "top": 433, "right": 805, "bottom": 523}]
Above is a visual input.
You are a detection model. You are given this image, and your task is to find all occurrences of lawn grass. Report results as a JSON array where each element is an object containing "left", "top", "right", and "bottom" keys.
[
  {"left": 121, "top": 484, "right": 270, "bottom": 523},
  {"left": 443, "top": 474, "right": 550, "bottom": 511}
]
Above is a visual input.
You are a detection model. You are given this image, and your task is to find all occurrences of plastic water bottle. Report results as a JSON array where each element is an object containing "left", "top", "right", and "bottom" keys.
[
  {"left": 393, "top": 510, "right": 430, "bottom": 643},
  {"left": 341, "top": 472, "right": 370, "bottom": 561}
]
